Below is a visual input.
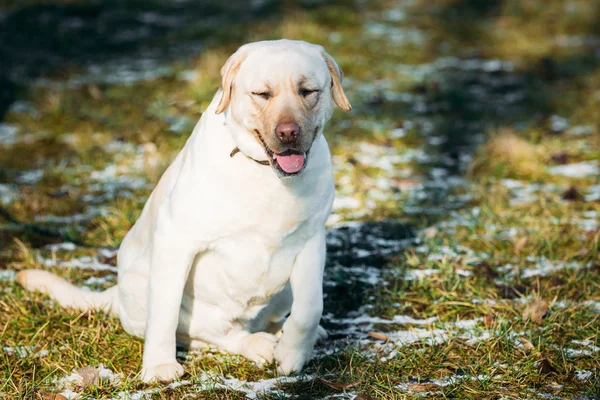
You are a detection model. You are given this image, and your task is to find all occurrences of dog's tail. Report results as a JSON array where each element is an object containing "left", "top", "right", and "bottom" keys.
[{"left": 16, "top": 270, "right": 118, "bottom": 315}]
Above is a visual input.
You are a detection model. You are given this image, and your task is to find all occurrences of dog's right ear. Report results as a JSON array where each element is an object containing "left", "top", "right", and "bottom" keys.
[{"left": 215, "top": 49, "right": 248, "bottom": 114}]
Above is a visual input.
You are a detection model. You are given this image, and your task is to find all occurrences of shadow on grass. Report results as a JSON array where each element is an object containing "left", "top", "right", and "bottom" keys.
[
  {"left": 0, "top": 0, "right": 355, "bottom": 119},
  {"left": 2, "top": 0, "right": 600, "bottom": 397}
]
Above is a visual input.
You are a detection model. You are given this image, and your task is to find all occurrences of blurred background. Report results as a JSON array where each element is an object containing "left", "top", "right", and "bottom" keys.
[{"left": 1, "top": 0, "right": 599, "bottom": 399}]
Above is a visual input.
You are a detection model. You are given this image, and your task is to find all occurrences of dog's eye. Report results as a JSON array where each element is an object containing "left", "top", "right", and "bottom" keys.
[
  {"left": 299, "top": 88, "right": 320, "bottom": 97},
  {"left": 251, "top": 92, "right": 272, "bottom": 100}
]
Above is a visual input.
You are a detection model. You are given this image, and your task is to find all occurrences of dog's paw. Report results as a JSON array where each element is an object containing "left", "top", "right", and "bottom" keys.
[
  {"left": 316, "top": 325, "right": 328, "bottom": 342},
  {"left": 141, "top": 362, "right": 184, "bottom": 383},
  {"left": 241, "top": 332, "right": 278, "bottom": 365},
  {"left": 274, "top": 341, "right": 312, "bottom": 375}
]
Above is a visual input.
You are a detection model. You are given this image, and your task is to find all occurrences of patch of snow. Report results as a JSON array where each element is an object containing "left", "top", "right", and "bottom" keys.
[
  {"left": 585, "top": 184, "right": 600, "bottom": 202},
  {"left": 9, "top": 100, "right": 38, "bottom": 116},
  {"left": 568, "top": 125, "right": 594, "bottom": 136},
  {"left": 575, "top": 370, "right": 593, "bottom": 381},
  {"left": 0, "top": 270, "right": 16, "bottom": 282},
  {"left": 382, "top": 7, "right": 406, "bottom": 22},
  {"left": 35, "top": 207, "right": 109, "bottom": 224},
  {"left": 83, "top": 275, "right": 116, "bottom": 287},
  {"left": 0, "top": 123, "right": 18, "bottom": 145},
  {"left": 388, "top": 328, "right": 447, "bottom": 346},
  {"left": 404, "top": 268, "right": 439, "bottom": 280},
  {"left": 38, "top": 58, "right": 176, "bottom": 89},
  {"left": 549, "top": 115, "right": 569, "bottom": 133},
  {"left": 520, "top": 257, "right": 590, "bottom": 279},
  {"left": 17, "top": 169, "right": 44, "bottom": 185},
  {"left": 3, "top": 345, "right": 34, "bottom": 358},
  {"left": 364, "top": 22, "right": 426, "bottom": 46},
  {"left": 327, "top": 314, "right": 437, "bottom": 326},
  {"left": 45, "top": 242, "right": 78, "bottom": 252},
  {"left": 179, "top": 69, "right": 197, "bottom": 82},
  {"left": 547, "top": 161, "right": 599, "bottom": 178},
  {"left": 36, "top": 254, "right": 117, "bottom": 272},
  {"left": 572, "top": 339, "right": 600, "bottom": 353},
  {"left": 0, "top": 184, "right": 17, "bottom": 204}
]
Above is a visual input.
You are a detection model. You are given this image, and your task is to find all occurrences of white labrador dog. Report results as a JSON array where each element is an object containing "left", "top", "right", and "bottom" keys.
[{"left": 17, "top": 39, "right": 351, "bottom": 383}]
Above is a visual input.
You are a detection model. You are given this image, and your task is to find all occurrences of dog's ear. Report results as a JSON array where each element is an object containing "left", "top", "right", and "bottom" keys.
[
  {"left": 215, "top": 49, "right": 248, "bottom": 114},
  {"left": 321, "top": 50, "right": 352, "bottom": 112}
]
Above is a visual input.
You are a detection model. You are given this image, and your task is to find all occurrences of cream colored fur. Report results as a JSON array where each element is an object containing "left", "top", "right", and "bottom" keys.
[{"left": 17, "top": 39, "right": 351, "bottom": 383}]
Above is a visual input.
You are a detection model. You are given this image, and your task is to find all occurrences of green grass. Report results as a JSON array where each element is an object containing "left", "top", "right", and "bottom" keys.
[{"left": 1, "top": 0, "right": 600, "bottom": 398}]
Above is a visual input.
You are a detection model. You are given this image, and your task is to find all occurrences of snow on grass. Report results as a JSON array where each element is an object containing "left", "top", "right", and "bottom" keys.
[
  {"left": 16, "top": 169, "right": 44, "bottom": 185},
  {"left": 2, "top": 345, "right": 35, "bottom": 358},
  {"left": 0, "top": 270, "right": 17, "bottom": 282},
  {"left": 575, "top": 370, "right": 593, "bottom": 382},
  {"left": 44, "top": 242, "right": 78, "bottom": 252},
  {"left": 547, "top": 160, "right": 599, "bottom": 177},
  {"left": 585, "top": 184, "right": 600, "bottom": 202},
  {"left": 35, "top": 207, "right": 110, "bottom": 224},
  {"left": 36, "top": 254, "right": 118, "bottom": 273},
  {"left": 106, "top": 373, "right": 312, "bottom": 400},
  {"left": 0, "top": 123, "right": 18, "bottom": 145},
  {"left": 0, "top": 183, "right": 18, "bottom": 204},
  {"left": 37, "top": 58, "right": 176, "bottom": 89},
  {"left": 363, "top": 22, "right": 426, "bottom": 46},
  {"left": 326, "top": 309, "right": 438, "bottom": 327},
  {"left": 497, "top": 257, "right": 591, "bottom": 280},
  {"left": 568, "top": 125, "right": 594, "bottom": 136},
  {"left": 520, "top": 257, "right": 591, "bottom": 279},
  {"left": 500, "top": 179, "right": 560, "bottom": 206}
]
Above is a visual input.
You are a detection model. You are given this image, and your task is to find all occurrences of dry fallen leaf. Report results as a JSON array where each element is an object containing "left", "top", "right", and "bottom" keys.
[
  {"left": 523, "top": 298, "right": 549, "bottom": 324},
  {"left": 354, "top": 394, "right": 376, "bottom": 400},
  {"left": 520, "top": 338, "right": 535, "bottom": 350},
  {"left": 574, "top": 248, "right": 588, "bottom": 258},
  {"left": 74, "top": 366, "right": 100, "bottom": 387},
  {"left": 38, "top": 391, "right": 69, "bottom": 400},
  {"left": 368, "top": 331, "right": 390, "bottom": 342},
  {"left": 87, "top": 84, "right": 103, "bottom": 100},
  {"left": 408, "top": 383, "right": 439, "bottom": 392},
  {"left": 514, "top": 237, "right": 527, "bottom": 255},
  {"left": 319, "top": 378, "right": 360, "bottom": 390},
  {"left": 484, "top": 312, "right": 495, "bottom": 328}
]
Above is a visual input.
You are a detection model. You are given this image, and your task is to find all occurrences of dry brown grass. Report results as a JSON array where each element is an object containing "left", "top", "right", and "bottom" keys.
[{"left": 469, "top": 129, "right": 545, "bottom": 180}]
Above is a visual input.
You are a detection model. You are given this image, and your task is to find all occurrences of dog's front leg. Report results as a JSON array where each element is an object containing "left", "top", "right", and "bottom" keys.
[
  {"left": 274, "top": 229, "right": 326, "bottom": 375},
  {"left": 140, "top": 214, "right": 197, "bottom": 383}
]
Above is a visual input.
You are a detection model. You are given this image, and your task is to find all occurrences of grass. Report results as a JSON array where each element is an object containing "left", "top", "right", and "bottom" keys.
[{"left": 1, "top": 0, "right": 600, "bottom": 398}]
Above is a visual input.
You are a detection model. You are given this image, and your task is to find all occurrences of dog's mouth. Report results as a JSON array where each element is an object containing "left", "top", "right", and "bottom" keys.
[
  {"left": 255, "top": 130, "right": 309, "bottom": 178},
  {"left": 272, "top": 150, "right": 307, "bottom": 175}
]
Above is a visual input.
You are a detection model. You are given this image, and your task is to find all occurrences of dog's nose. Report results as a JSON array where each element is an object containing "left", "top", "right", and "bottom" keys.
[{"left": 276, "top": 122, "right": 300, "bottom": 144}]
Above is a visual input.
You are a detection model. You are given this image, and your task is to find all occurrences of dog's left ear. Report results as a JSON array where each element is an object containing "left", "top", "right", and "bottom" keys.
[
  {"left": 215, "top": 49, "right": 248, "bottom": 114},
  {"left": 321, "top": 50, "right": 352, "bottom": 112}
]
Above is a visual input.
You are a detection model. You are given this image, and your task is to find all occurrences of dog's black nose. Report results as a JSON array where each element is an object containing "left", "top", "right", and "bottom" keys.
[{"left": 276, "top": 122, "right": 300, "bottom": 144}]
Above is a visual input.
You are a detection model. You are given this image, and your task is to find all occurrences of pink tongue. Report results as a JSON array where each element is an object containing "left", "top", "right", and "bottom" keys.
[{"left": 276, "top": 153, "right": 305, "bottom": 173}]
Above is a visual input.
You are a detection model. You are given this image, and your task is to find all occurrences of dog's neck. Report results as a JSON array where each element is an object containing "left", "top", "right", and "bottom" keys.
[
  {"left": 229, "top": 146, "right": 270, "bottom": 166},
  {"left": 222, "top": 112, "right": 269, "bottom": 161}
]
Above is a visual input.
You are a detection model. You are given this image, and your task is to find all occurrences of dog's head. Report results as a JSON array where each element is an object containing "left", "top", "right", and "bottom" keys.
[{"left": 215, "top": 39, "right": 352, "bottom": 178}]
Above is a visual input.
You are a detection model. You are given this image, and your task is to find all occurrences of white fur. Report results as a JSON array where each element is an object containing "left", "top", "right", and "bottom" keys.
[{"left": 17, "top": 39, "right": 350, "bottom": 383}]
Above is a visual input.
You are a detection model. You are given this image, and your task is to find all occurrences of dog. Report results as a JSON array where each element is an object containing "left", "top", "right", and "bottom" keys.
[{"left": 16, "top": 39, "right": 351, "bottom": 383}]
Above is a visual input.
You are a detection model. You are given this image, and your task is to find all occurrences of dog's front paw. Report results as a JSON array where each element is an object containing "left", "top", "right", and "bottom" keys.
[
  {"left": 141, "top": 362, "right": 184, "bottom": 383},
  {"left": 241, "top": 332, "right": 278, "bottom": 365},
  {"left": 274, "top": 341, "right": 313, "bottom": 375}
]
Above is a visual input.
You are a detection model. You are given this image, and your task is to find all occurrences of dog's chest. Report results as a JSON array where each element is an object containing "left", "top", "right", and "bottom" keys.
[{"left": 186, "top": 229, "right": 305, "bottom": 318}]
